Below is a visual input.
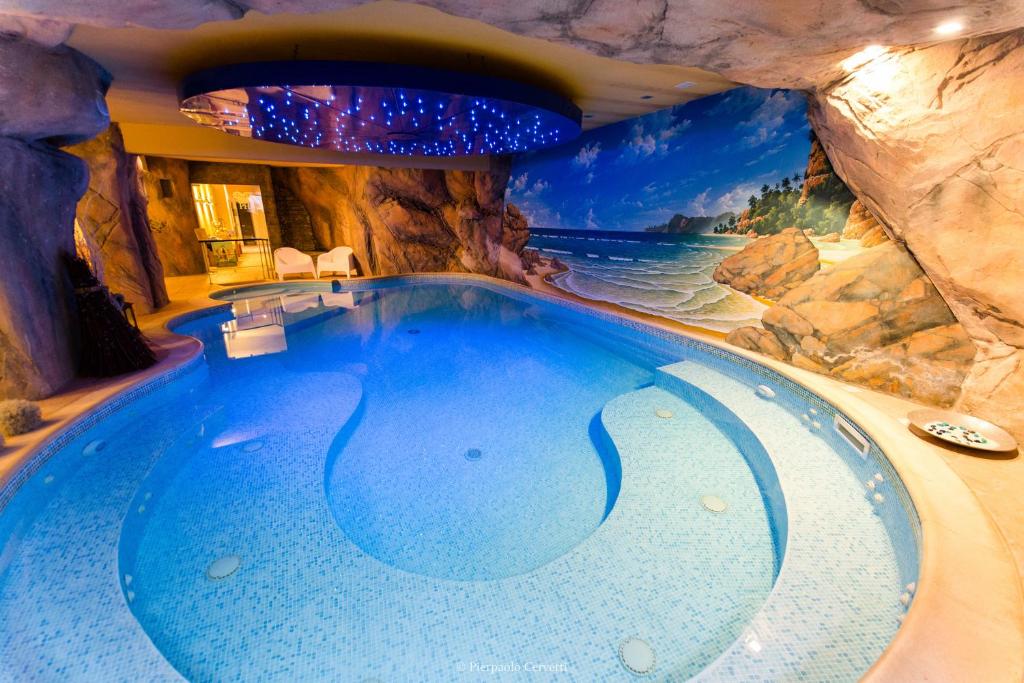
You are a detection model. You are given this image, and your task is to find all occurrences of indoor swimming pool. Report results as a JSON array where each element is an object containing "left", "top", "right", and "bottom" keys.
[{"left": 0, "top": 277, "right": 919, "bottom": 681}]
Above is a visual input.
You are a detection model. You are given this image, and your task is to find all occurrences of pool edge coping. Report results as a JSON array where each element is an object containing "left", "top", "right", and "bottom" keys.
[{"left": 2, "top": 273, "right": 1021, "bottom": 682}]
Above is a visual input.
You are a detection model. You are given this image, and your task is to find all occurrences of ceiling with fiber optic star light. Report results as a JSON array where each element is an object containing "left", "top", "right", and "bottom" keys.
[
  {"left": 179, "top": 61, "right": 582, "bottom": 157},
  {"left": 63, "top": 3, "right": 732, "bottom": 168}
]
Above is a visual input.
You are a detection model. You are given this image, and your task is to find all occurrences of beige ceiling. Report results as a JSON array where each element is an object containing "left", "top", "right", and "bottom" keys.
[{"left": 67, "top": 1, "right": 734, "bottom": 169}]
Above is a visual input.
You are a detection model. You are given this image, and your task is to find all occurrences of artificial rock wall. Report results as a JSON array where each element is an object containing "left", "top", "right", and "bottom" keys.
[
  {"left": 808, "top": 29, "right": 1024, "bottom": 438},
  {"left": 142, "top": 155, "right": 204, "bottom": 277},
  {"left": 67, "top": 123, "right": 169, "bottom": 313},
  {"left": 0, "top": 36, "right": 109, "bottom": 398},
  {"left": 269, "top": 160, "right": 524, "bottom": 282}
]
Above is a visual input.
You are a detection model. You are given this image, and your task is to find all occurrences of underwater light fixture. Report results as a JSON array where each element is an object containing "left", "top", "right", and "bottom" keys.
[
  {"left": 619, "top": 637, "right": 656, "bottom": 675},
  {"left": 179, "top": 61, "right": 582, "bottom": 156},
  {"left": 207, "top": 554, "right": 242, "bottom": 580}
]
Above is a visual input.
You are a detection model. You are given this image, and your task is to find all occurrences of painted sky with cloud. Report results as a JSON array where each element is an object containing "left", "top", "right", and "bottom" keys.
[{"left": 506, "top": 86, "right": 811, "bottom": 231}]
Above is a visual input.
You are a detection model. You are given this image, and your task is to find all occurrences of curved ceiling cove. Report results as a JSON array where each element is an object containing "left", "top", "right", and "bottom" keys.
[{"left": 179, "top": 61, "right": 582, "bottom": 156}]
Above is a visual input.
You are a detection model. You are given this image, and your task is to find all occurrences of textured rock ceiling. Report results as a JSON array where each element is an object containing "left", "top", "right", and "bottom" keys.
[{"left": 2, "top": 0, "right": 1023, "bottom": 88}]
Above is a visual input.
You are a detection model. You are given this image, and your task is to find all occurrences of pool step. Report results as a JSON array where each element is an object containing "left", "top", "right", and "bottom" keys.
[
  {"left": 652, "top": 360, "right": 910, "bottom": 681},
  {"left": 596, "top": 383, "right": 783, "bottom": 676},
  {"left": 652, "top": 362, "right": 787, "bottom": 560}
]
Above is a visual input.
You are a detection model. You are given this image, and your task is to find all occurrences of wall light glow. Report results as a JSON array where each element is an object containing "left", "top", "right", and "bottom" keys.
[
  {"left": 841, "top": 45, "right": 887, "bottom": 72},
  {"left": 935, "top": 20, "right": 964, "bottom": 36},
  {"left": 840, "top": 45, "right": 901, "bottom": 94}
]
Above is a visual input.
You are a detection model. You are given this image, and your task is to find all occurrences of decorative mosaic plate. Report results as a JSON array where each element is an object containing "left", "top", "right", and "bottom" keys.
[{"left": 907, "top": 409, "right": 1017, "bottom": 452}]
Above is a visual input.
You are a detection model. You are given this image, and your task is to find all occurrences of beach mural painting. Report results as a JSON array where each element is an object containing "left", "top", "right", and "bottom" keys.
[{"left": 506, "top": 86, "right": 977, "bottom": 406}]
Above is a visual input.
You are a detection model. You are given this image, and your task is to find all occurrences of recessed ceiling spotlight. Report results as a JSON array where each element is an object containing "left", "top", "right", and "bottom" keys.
[
  {"left": 674, "top": 81, "right": 696, "bottom": 89},
  {"left": 935, "top": 20, "right": 964, "bottom": 36},
  {"left": 640, "top": 94, "right": 654, "bottom": 100}
]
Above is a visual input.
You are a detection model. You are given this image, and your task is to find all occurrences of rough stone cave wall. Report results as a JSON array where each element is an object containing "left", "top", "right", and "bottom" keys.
[
  {"left": 0, "top": 35, "right": 109, "bottom": 399},
  {"left": 807, "top": 29, "right": 1024, "bottom": 439},
  {"left": 67, "top": 123, "right": 169, "bottom": 313},
  {"left": 269, "top": 159, "right": 525, "bottom": 282},
  {"left": 142, "top": 155, "right": 204, "bottom": 277}
]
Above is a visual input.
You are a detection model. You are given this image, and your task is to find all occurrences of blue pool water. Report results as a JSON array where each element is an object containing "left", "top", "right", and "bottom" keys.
[{"left": 0, "top": 278, "right": 918, "bottom": 681}]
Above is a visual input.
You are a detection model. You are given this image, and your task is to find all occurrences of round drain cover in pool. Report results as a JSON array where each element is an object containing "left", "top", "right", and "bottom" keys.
[
  {"left": 83, "top": 439, "right": 107, "bottom": 456},
  {"left": 655, "top": 408, "right": 673, "bottom": 419},
  {"left": 701, "top": 495, "right": 728, "bottom": 513},
  {"left": 206, "top": 555, "right": 241, "bottom": 580},
  {"left": 619, "top": 637, "right": 656, "bottom": 675},
  {"left": 243, "top": 441, "right": 264, "bottom": 453}
]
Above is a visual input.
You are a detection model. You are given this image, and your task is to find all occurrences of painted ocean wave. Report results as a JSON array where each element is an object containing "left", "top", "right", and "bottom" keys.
[{"left": 528, "top": 229, "right": 766, "bottom": 332}]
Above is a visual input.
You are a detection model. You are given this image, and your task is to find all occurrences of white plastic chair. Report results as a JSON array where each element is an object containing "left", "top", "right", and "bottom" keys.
[
  {"left": 273, "top": 247, "right": 316, "bottom": 281},
  {"left": 320, "top": 291, "right": 358, "bottom": 309},
  {"left": 279, "top": 293, "right": 321, "bottom": 313},
  {"left": 316, "top": 246, "right": 356, "bottom": 279}
]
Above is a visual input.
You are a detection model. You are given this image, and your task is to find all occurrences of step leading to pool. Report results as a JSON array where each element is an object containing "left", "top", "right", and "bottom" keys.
[
  {"left": 654, "top": 360, "right": 908, "bottom": 682},
  {"left": 597, "top": 383, "right": 780, "bottom": 677}
]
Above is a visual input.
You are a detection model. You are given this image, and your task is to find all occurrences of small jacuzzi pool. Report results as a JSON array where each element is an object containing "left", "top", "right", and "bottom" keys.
[{"left": 0, "top": 276, "right": 919, "bottom": 681}]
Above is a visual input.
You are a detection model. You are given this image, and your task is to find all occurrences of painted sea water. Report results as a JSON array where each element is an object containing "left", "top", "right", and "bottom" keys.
[{"left": 527, "top": 228, "right": 767, "bottom": 333}]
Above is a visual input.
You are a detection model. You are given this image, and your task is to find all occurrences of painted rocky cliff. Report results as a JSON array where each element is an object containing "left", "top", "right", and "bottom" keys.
[
  {"left": 712, "top": 228, "right": 819, "bottom": 300},
  {"left": 808, "top": 30, "right": 1024, "bottom": 439},
  {"left": 270, "top": 159, "right": 527, "bottom": 282},
  {"left": 704, "top": 123, "right": 981, "bottom": 407},
  {"left": 721, "top": 230, "right": 975, "bottom": 406}
]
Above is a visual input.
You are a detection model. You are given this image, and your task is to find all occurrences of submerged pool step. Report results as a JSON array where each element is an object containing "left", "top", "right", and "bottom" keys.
[
  {"left": 596, "top": 383, "right": 783, "bottom": 676},
  {"left": 651, "top": 363, "right": 787, "bottom": 559},
  {"left": 652, "top": 360, "right": 909, "bottom": 681}
]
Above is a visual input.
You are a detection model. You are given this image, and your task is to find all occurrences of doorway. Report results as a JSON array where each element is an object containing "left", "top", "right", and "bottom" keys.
[{"left": 191, "top": 183, "right": 273, "bottom": 284}]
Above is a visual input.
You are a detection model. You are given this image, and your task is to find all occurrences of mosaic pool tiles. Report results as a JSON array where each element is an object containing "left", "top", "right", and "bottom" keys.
[
  {"left": 0, "top": 276, "right": 921, "bottom": 681},
  {"left": 657, "top": 362, "right": 908, "bottom": 681}
]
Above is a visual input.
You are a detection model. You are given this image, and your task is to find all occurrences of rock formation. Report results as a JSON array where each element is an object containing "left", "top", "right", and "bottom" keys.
[
  {"left": 712, "top": 228, "right": 819, "bottom": 300},
  {"left": 733, "top": 210, "right": 766, "bottom": 235},
  {"left": 4, "top": 1, "right": 1022, "bottom": 90},
  {"left": 727, "top": 242, "right": 976, "bottom": 406},
  {"left": 0, "top": 35, "right": 109, "bottom": 144},
  {"left": 141, "top": 156, "right": 204, "bottom": 276},
  {"left": 0, "top": 35, "right": 108, "bottom": 399},
  {"left": 859, "top": 225, "right": 889, "bottom": 248},
  {"left": 501, "top": 202, "right": 530, "bottom": 281},
  {"left": 841, "top": 199, "right": 889, "bottom": 247},
  {"left": 798, "top": 137, "right": 831, "bottom": 207},
  {"left": 0, "top": 138, "right": 87, "bottom": 398},
  {"left": 645, "top": 212, "right": 734, "bottom": 234},
  {"left": 67, "top": 124, "right": 168, "bottom": 313},
  {"left": 269, "top": 159, "right": 524, "bottom": 282},
  {"left": 842, "top": 200, "right": 880, "bottom": 240},
  {"left": 808, "top": 29, "right": 1024, "bottom": 437}
]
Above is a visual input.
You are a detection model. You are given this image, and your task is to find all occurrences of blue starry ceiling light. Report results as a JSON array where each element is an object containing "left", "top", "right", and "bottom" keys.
[{"left": 180, "top": 61, "right": 582, "bottom": 157}]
